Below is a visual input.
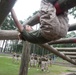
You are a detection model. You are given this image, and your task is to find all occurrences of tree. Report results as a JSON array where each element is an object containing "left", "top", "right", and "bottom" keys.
[
  {"left": 69, "top": 7, "right": 76, "bottom": 18},
  {"left": 0, "top": 14, "right": 24, "bottom": 53},
  {"left": 1, "top": 14, "right": 16, "bottom": 30}
]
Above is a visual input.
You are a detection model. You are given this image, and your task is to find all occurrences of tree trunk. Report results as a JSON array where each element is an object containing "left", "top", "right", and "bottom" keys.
[
  {"left": 1, "top": 40, "right": 5, "bottom": 52},
  {"left": 3, "top": 40, "right": 8, "bottom": 52}
]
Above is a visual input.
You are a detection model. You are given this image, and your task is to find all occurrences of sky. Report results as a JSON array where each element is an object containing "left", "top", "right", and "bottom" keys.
[
  {"left": 13, "top": 0, "right": 41, "bottom": 21},
  {"left": 13, "top": 0, "right": 76, "bottom": 24}
]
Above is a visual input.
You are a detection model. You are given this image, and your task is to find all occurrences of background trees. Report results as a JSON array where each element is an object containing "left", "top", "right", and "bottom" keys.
[
  {"left": 69, "top": 7, "right": 76, "bottom": 18},
  {"left": 0, "top": 14, "right": 23, "bottom": 53}
]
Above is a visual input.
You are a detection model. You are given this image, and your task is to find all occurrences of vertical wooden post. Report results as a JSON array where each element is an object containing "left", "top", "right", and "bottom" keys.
[{"left": 19, "top": 41, "right": 30, "bottom": 75}]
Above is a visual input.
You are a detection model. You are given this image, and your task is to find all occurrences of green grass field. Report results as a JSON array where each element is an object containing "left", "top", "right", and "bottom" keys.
[{"left": 0, "top": 56, "right": 74, "bottom": 75}]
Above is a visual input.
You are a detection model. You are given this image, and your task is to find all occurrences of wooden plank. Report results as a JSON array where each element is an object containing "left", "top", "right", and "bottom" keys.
[{"left": 0, "top": 0, "right": 16, "bottom": 26}]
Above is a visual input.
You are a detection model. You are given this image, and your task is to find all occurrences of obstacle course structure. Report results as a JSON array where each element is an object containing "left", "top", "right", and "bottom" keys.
[{"left": 1, "top": 0, "right": 76, "bottom": 75}]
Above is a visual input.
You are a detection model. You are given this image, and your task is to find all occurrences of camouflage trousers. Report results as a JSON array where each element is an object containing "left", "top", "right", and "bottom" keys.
[{"left": 21, "top": 29, "right": 50, "bottom": 44}]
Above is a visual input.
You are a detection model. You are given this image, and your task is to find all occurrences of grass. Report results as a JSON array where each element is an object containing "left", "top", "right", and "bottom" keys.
[
  {"left": 28, "top": 65, "right": 69, "bottom": 75},
  {"left": 0, "top": 55, "right": 75, "bottom": 75},
  {"left": 0, "top": 57, "right": 19, "bottom": 75}
]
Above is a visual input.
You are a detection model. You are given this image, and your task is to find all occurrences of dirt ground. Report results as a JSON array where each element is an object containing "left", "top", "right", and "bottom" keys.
[
  {"left": 54, "top": 62, "right": 76, "bottom": 75},
  {"left": 61, "top": 72, "right": 76, "bottom": 75},
  {"left": 60, "top": 68, "right": 76, "bottom": 75}
]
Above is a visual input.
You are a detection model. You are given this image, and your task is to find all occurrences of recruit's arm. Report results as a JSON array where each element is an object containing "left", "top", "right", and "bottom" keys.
[{"left": 11, "top": 9, "right": 24, "bottom": 32}]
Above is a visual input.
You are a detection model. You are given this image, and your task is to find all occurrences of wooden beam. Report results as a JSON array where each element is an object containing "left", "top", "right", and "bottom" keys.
[
  {"left": 0, "top": 30, "right": 19, "bottom": 40},
  {"left": 23, "top": 12, "right": 40, "bottom": 26},
  {"left": 56, "top": 48, "right": 76, "bottom": 52},
  {"left": 49, "top": 37, "right": 76, "bottom": 45},
  {"left": 19, "top": 41, "right": 30, "bottom": 75},
  {"left": 60, "top": 52, "right": 76, "bottom": 55},
  {"left": 68, "top": 56, "right": 76, "bottom": 59},
  {"left": 0, "top": 30, "right": 76, "bottom": 65},
  {"left": 39, "top": 44, "right": 76, "bottom": 65},
  {"left": 0, "top": 0, "right": 16, "bottom": 26}
]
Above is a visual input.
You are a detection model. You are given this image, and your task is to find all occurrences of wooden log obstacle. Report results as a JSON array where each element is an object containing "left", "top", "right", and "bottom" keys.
[{"left": 1, "top": 0, "right": 76, "bottom": 75}]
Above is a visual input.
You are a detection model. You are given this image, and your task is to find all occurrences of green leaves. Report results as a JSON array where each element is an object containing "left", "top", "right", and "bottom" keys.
[
  {"left": 1, "top": 14, "right": 16, "bottom": 30},
  {"left": 69, "top": 7, "right": 76, "bottom": 18}
]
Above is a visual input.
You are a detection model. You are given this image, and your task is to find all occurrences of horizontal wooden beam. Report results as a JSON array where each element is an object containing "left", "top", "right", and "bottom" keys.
[
  {"left": 56, "top": 48, "right": 76, "bottom": 52},
  {"left": 0, "top": 30, "right": 76, "bottom": 65},
  {"left": 0, "top": 0, "right": 16, "bottom": 26},
  {"left": 68, "top": 56, "right": 76, "bottom": 59},
  {"left": 0, "top": 30, "right": 19, "bottom": 40},
  {"left": 60, "top": 52, "right": 76, "bottom": 55},
  {"left": 49, "top": 37, "right": 76, "bottom": 44}
]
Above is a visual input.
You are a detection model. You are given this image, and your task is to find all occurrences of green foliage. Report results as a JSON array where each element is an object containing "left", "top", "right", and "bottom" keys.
[
  {"left": 10, "top": 40, "right": 23, "bottom": 53},
  {"left": 1, "top": 14, "right": 16, "bottom": 30},
  {"left": 30, "top": 44, "right": 50, "bottom": 55},
  {"left": 0, "top": 14, "right": 24, "bottom": 53},
  {"left": 69, "top": 7, "right": 76, "bottom": 18},
  {"left": 1, "top": 14, "right": 24, "bottom": 30},
  {"left": 33, "top": 11, "right": 39, "bottom": 15}
]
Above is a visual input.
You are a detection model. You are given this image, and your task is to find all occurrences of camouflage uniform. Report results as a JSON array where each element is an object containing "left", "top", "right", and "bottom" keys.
[{"left": 21, "top": 0, "right": 69, "bottom": 44}]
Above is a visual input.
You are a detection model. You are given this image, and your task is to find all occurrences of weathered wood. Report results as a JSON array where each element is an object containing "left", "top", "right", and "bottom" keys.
[
  {"left": 0, "top": 30, "right": 76, "bottom": 65},
  {"left": 39, "top": 44, "right": 76, "bottom": 65},
  {"left": 60, "top": 52, "right": 76, "bottom": 55},
  {"left": 19, "top": 41, "right": 30, "bottom": 75},
  {"left": 0, "top": 0, "right": 16, "bottom": 26},
  {"left": 49, "top": 37, "right": 76, "bottom": 45},
  {"left": 56, "top": 48, "right": 76, "bottom": 52},
  {"left": 0, "top": 30, "right": 19, "bottom": 40},
  {"left": 68, "top": 56, "right": 76, "bottom": 59}
]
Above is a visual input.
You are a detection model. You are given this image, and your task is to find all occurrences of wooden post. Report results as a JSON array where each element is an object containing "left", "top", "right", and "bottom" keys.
[{"left": 19, "top": 41, "right": 30, "bottom": 75}]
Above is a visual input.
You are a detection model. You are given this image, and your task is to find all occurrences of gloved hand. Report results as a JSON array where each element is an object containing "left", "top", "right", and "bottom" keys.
[{"left": 48, "top": 0, "right": 58, "bottom": 4}]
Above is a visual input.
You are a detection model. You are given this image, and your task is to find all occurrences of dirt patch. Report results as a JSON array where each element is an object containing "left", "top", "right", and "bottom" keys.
[
  {"left": 61, "top": 72, "right": 76, "bottom": 75},
  {"left": 67, "top": 73, "right": 76, "bottom": 75}
]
